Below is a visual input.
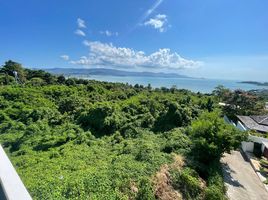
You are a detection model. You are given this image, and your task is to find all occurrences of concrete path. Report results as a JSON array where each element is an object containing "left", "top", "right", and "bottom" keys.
[{"left": 221, "top": 151, "right": 268, "bottom": 200}]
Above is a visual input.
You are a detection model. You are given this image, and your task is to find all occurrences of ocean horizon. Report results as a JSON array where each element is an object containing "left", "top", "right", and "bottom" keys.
[{"left": 71, "top": 75, "right": 268, "bottom": 93}]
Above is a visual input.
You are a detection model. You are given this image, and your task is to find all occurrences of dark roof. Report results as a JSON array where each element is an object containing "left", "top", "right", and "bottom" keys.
[
  {"left": 237, "top": 115, "right": 268, "bottom": 133},
  {"left": 251, "top": 115, "right": 268, "bottom": 126}
]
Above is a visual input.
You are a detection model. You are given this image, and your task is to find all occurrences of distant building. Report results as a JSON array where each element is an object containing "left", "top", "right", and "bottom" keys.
[
  {"left": 228, "top": 115, "right": 268, "bottom": 159},
  {"left": 236, "top": 115, "right": 268, "bottom": 133}
]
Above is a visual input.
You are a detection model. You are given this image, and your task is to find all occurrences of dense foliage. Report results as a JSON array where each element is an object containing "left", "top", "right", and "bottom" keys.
[
  {"left": 0, "top": 61, "right": 247, "bottom": 199},
  {"left": 213, "top": 85, "right": 266, "bottom": 119}
]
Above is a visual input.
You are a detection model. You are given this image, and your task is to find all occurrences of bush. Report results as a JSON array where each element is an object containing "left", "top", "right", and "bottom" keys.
[
  {"left": 204, "top": 185, "right": 226, "bottom": 200},
  {"left": 136, "top": 178, "right": 155, "bottom": 200},
  {"left": 153, "top": 102, "right": 192, "bottom": 132},
  {"left": 190, "top": 111, "right": 247, "bottom": 165},
  {"left": 171, "top": 167, "right": 203, "bottom": 199},
  {"left": 28, "top": 77, "right": 45, "bottom": 86},
  {"left": 260, "top": 158, "right": 268, "bottom": 168},
  {"left": 0, "top": 74, "right": 15, "bottom": 85}
]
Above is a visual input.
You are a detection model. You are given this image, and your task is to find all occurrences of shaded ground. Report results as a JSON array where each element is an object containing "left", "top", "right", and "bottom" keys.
[{"left": 221, "top": 150, "right": 268, "bottom": 200}]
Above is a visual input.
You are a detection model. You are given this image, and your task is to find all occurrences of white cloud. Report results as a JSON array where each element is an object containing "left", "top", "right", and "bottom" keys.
[
  {"left": 75, "top": 29, "right": 86, "bottom": 37},
  {"left": 134, "top": 0, "right": 165, "bottom": 31},
  {"left": 70, "top": 40, "right": 202, "bottom": 70},
  {"left": 144, "top": 14, "right": 168, "bottom": 32},
  {"left": 77, "top": 18, "right": 86, "bottom": 28},
  {"left": 60, "top": 55, "right": 70, "bottom": 61},
  {"left": 100, "top": 30, "right": 119, "bottom": 37},
  {"left": 142, "top": 0, "right": 164, "bottom": 21}
]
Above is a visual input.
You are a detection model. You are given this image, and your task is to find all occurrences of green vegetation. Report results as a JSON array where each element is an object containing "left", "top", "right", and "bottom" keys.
[
  {"left": 0, "top": 61, "right": 247, "bottom": 199},
  {"left": 213, "top": 85, "right": 266, "bottom": 120},
  {"left": 260, "top": 158, "right": 268, "bottom": 167},
  {"left": 260, "top": 158, "right": 268, "bottom": 184}
]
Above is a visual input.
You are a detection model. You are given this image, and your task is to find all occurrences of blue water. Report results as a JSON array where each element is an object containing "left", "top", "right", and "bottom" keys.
[{"left": 79, "top": 75, "right": 268, "bottom": 93}]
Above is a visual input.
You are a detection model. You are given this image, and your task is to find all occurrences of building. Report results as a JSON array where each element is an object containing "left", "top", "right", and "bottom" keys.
[
  {"left": 236, "top": 115, "right": 268, "bottom": 133},
  {"left": 234, "top": 115, "right": 268, "bottom": 159}
]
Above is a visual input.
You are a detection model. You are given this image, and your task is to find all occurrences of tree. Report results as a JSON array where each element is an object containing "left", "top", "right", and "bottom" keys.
[
  {"left": 25, "top": 69, "right": 48, "bottom": 80},
  {"left": 212, "top": 85, "right": 230, "bottom": 101},
  {"left": 29, "top": 77, "right": 45, "bottom": 86},
  {"left": 189, "top": 111, "right": 247, "bottom": 166},
  {"left": 0, "top": 74, "right": 15, "bottom": 85},
  {"left": 43, "top": 72, "right": 57, "bottom": 84},
  {"left": 213, "top": 85, "right": 264, "bottom": 118},
  {"left": 57, "top": 75, "right": 66, "bottom": 84},
  {"left": 206, "top": 98, "right": 214, "bottom": 112},
  {"left": 65, "top": 78, "right": 76, "bottom": 86},
  {"left": 77, "top": 104, "right": 125, "bottom": 136},
  {"left": 147, "top": 83, "right": 152, "bottom": 91},
  {"left": 223, "top": 90, "right": 261, "bottom": 118},
  {"left": 170, "top": 85, "right": 177, "bottom": 94},
  {"left": 153, "top": 102, "right": 192, "bottom": 132},
  {"left": 0, "top": 60, "right": 26, "bottom": 82}
]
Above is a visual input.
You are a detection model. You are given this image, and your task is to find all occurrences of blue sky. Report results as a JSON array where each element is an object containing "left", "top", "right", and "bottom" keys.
[{"left": 0, "top": 0, "right": 268, "bottom": 81}]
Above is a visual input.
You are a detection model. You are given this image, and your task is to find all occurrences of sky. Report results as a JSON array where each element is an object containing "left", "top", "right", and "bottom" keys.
[{"left": 0, "top": 0, "right": 268, "bottom": 81}]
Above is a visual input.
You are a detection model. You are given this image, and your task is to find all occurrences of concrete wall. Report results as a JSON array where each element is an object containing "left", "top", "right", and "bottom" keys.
[
  {"left": 242, "top": 141, "right": 254, "bottom": 153},
  {"left": 242, "top": 135, "right": 268, "bottom": 153},
  {"left": 0, "top": 145, "right": 32, "bottom": 200}
]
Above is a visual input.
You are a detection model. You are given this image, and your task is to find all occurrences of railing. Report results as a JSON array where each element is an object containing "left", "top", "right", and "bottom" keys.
[{"left": 0, "top": 145, "right": 32, "bottom": 200}]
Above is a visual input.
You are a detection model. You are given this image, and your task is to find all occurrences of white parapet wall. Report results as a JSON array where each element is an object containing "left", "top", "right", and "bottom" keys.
[
  {"left": 0, "top": 145, "right": 32, "bottom": 200},
  {"left": 241, "top": 135, "right": 268, "bottom": 153},
  {"left": 241, "top": 141, "right": 254, "bottom": 153},
  {"left": 248, "top": 135, "right": 268, "bottom": 143},
  {"left": 249, "top": 135, "right": 268, "bottom": 152}
]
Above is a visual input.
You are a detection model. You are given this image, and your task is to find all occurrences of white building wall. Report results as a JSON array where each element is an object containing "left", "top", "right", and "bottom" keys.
[
  {"left": 241, "top": 141, "right": 254, "bottom": 152},
  {"left": 242, "top": 135, "right": 268, "bottom": 153}
]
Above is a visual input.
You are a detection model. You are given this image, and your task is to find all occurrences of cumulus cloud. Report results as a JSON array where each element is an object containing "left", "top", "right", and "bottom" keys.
[
  {"left": 60, "top": 55, "right": 70, "bottom": 61},
  {"left": 144, "top": 14, "right": 168, "bottom": 32},
  {"left": 75, "top": 29, "right": 86, "bottom": 37},
  {"left": 70, "top": 40, "right": 202, "bottom": 70},
  {"left": 100, "top": 30, "right": 119, "bottom": 37},
  {"left": 77, "top": 18, "right": 86, "bottom": 28}
]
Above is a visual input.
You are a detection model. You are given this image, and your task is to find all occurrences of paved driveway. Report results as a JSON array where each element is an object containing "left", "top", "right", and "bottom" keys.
[{"left": 221, "top": 151, "right": 268, "bottom": 200}]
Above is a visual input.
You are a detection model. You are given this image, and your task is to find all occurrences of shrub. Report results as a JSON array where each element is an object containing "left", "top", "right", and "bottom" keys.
[
  {"left": 136, "top": 178, "right": 155, "bottom": 200},
  {"left": 171, "top": 167, "right": 203, "bottom": 199},
  {"left": 204, "top": 185, "right": 226, "bottom": 200}
]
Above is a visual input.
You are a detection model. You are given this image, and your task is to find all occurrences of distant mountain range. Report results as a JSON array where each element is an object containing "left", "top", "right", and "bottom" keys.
[{"left": 44, "top": 68, "right": 191, "bottom": 78}]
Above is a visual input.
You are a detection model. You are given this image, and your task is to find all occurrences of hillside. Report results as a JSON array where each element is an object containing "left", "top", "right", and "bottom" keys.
[{"left": 0, "top": 60, "right": 248, "bottom": 200}]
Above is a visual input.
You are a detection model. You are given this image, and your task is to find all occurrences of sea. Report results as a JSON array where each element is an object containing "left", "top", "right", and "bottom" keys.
[{"left": 76, "top": 75, "right": 268, "bottom": 94}]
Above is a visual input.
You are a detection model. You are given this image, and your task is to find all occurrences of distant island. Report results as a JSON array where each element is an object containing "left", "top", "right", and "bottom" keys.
[
  {"left": 43, "top": 68, "right": 192, "bottom": 78},
  {"left": 239, "top": 81, "right": 268, "bottom": 86}
]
